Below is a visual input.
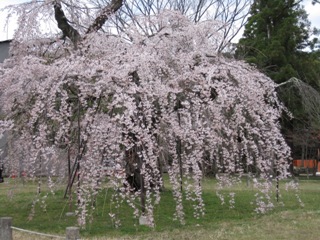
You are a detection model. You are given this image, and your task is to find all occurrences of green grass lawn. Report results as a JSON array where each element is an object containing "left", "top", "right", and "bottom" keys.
[{"left": 0, "top": 175, "right": 320, "bottom": 239}]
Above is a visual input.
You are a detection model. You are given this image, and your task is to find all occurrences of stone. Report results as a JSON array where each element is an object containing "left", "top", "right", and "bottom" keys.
[
  {"left": 139, "top": 215, "right": 148, "bottom": 226},
  {"left": 65, "top": 212, "right": 76, "bottom": 217}
]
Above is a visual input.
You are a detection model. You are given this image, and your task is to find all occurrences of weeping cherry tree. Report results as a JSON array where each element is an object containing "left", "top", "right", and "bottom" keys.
[{"left": 0, "top": 0, "right": 295, "bottom": 227}]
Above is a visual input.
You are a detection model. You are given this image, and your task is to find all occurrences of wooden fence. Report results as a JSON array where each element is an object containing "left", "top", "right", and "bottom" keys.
[{"left": 0, "top": 217, "right": 80, "bottom": 240}]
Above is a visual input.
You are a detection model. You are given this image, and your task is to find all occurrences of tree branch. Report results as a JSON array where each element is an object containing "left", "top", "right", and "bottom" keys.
[
  {"left": 86, "top": 0, "right": 123, "bottom": 34},
  {"left": 53, "top": 1, "right": 81, "bottom": 47}
]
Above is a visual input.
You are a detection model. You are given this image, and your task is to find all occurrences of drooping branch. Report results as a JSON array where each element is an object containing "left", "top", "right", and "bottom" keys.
[
  {"left": 86, "top": 0, "right": 123, "bottom": 34},
  {"left": 277, "top": 77, "right": 320, "bottom": 123},
  {"left": 53, "top": 1, "right": 81, "bottom": 46}
]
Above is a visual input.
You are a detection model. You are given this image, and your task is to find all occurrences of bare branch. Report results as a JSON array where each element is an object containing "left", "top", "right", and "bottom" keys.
[
  {"left": 86, "top": 0, "right": 123, "bottom": 34},
  {"left": 277, "top": 77, "right": 320, "bottom": 124},
  {"left": 53, "top": 1, "right": 81, "bottom": 47},
  {"left": 107, "top": 0, "right": 252, "bottom": 52}
]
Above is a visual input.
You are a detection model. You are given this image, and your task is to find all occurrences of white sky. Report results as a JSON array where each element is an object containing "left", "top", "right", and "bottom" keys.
[
  {"left": 0, "top": 0, "right": 320, "bottom": 42},
  {"left": 0, "top": 0, "right": 27, "bottom": 40}
]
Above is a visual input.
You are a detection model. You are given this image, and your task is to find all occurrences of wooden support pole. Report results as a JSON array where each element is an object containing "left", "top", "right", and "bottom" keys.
[{"left": 0, "top": 217, "right": 12, "bottom": 240}]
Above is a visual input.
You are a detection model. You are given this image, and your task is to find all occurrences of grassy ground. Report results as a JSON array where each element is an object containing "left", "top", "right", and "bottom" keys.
[{"left": 1, "top": 176, "right": 320, "bottom": 239}]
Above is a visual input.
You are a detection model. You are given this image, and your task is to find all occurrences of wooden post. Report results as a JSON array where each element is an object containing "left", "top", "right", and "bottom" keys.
[
  {"left": 66, "top": 226, "right": 80, "bottom": 240},
  {"left": 0, "top": 217, "right": 12, "bottom": 240}
]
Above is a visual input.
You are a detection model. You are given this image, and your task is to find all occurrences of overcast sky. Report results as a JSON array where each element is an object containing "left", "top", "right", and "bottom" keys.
[{"left": 1, "top": 0, "right": 320, "bottom": 42}]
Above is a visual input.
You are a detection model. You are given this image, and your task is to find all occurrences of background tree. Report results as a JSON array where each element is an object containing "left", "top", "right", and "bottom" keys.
[
  {"left": 108, "top": 0, "right": 253, "bottom": 52},
  {"left": 236, "top": 0, "right": 317, "bottom": 83},
  {"left": 236, "top": 0, "right": 320, "bottom": 164}
]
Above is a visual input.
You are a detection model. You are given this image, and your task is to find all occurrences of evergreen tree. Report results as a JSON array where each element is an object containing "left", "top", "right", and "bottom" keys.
[
  {"left": 236, "top": 0, "right": 315, "bottom": 84},
  {"left": 236, "top": 0, "right": 320, "bottom": 161}
]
